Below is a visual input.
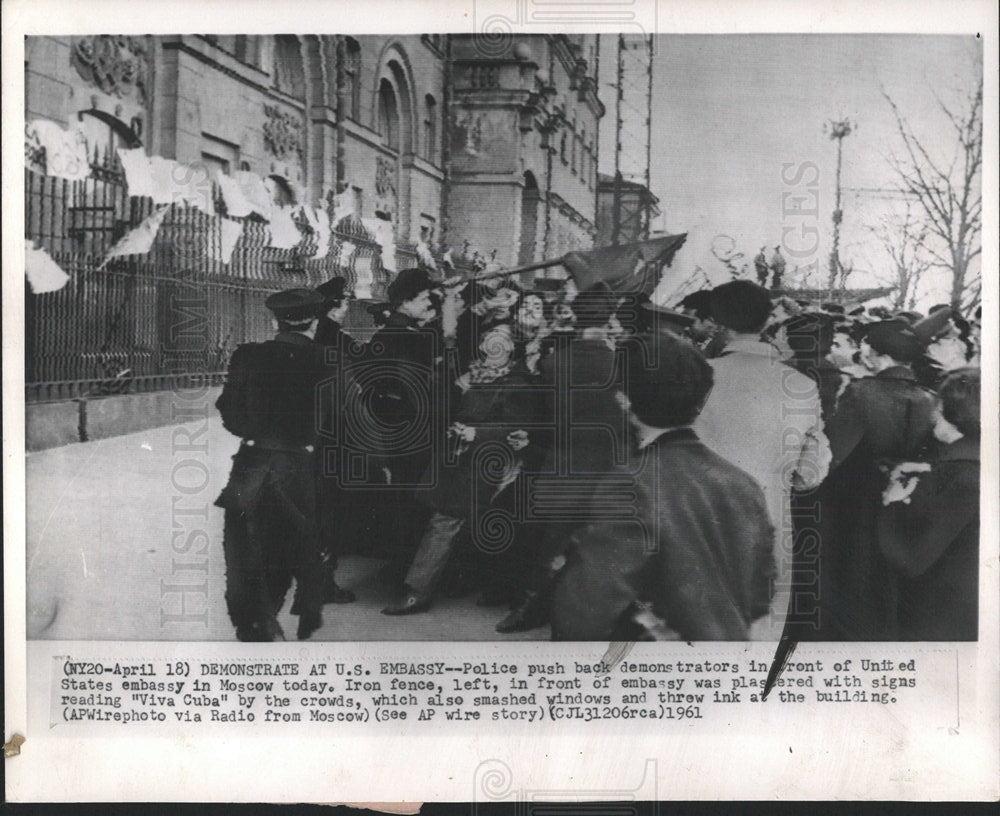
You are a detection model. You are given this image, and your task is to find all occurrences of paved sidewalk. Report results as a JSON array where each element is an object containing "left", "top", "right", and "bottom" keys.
[{"left": 26, "top": 415, "right": 547, "bottom": 642}]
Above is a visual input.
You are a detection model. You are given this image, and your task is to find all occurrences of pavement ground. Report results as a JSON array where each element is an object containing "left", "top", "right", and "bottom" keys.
[{"left": 25, "top": 413, "right": 547, "bottom": 642}]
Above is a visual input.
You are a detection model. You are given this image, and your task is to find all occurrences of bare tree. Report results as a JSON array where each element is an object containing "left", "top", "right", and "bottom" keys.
[
  {"left": 883, "top": 75, "right": 982, "bottom": 311},
  {"left": 867, "top": 203, "right": 933, "bottom": 310}
]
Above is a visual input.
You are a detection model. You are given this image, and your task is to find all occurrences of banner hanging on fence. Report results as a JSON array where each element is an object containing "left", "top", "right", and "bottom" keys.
[
  {"left": 25, "top": 242, "right": 71, "bottom": 294},
  {"left": 331, "top": 188, "right": 355, "bottom": 227},
  {"left": 302, "top": 205, "right": 332, "bottom": 260},
  {"left": 117, "top": 147, "right": 155, "bottom": 198},
  {"left": 214, "top": 217, "right": 244, "bottom": 264},
  {"left": 235, "top": 170, "right": 273, "bottom": 220},
  {"left": 148, "top": 157, "right": 215, "bottom": 214},
  {"left": 353, "top": 252, "right": 374, "bottom": 300},
  {"left": 267, "top": 205, "right": 302, "bottom": 250},
  {"left": 100, "top": 205, "right": 171, "bottom": 267},
  {"left": 217, "top": 174, "right": 253, "bottom": 218},
  {"left": 25, "top": 119, "right": 91, "bottom": 182},
  {"left": 363, "top": 217, "right": 396, "bottom": 273}
]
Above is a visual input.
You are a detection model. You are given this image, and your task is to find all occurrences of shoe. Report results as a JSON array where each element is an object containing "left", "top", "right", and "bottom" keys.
[
  {"left": 382, "top": 589, "right": 433, "bottom": 616},
  {"left": 495, "top": 591, "right": 548, "bottom": 633},
  {"left": 296, "top": 610, "right": 322, "bottom": 640},
  {"left": 324, "top": 581, "right": 356, "bottom": 604},
  {"left": 236, "top": 618, "right": 285, "bottom": 642}
]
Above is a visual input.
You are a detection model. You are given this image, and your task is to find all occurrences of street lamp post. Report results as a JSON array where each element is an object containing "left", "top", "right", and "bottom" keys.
[{"left": 825, "top": 117, "right": 855, "bottom": 291}]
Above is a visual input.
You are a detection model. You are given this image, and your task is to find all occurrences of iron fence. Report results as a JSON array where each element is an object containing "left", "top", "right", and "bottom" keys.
[{"left": 24, "top": 153, "right": 423, "bottom": 403}]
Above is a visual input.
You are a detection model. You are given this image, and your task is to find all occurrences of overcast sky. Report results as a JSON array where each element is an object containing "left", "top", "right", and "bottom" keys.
[{"left": 598, "top": 34, "right": 982, "bottom": 308}]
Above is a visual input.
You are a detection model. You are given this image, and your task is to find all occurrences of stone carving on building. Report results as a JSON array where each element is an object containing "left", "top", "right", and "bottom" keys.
[
  {"left": 262, "top": 105, "right": 303, "bottom": 163},
  {"left": 374, "top": 154, "right": 397, "bottom": 217},
  {"left": 71, "top": 36, "right": 148, "bottom": 105}
]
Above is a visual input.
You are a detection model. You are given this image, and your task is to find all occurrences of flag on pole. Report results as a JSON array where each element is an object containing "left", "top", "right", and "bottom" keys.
[
  {"left": 117, "top": 147, "right": 155, "bottom": 198},
  {"left": 25, "top": 242, "right": 71, "bottom": 293},
  {"left": 303, "top": 205, "right": 332, "bottom": 260},
  {"left": 100, "top": 206, "right": 171, "bottom": 267},
  {"left": 558, "top": 234, "right": 688, "bottom": 297}
]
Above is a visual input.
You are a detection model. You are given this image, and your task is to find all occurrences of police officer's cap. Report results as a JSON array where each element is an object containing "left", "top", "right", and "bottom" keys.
[
  {"left": 862, "top": 318, "right": 924, "bottom": 363},
  {"left": 387, "top": 268, "right": 434, "bottom": 308},
  {"left": 265, "top": 288, "right": 325, "bottom": 321},
  {"left": 316, "top": 276, "right": 352, "bottom": 306}
]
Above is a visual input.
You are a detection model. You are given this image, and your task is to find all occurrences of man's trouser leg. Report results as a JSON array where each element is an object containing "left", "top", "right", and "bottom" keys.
[{"left": 403, "top": 511, "right": 466, "bottom": 596}]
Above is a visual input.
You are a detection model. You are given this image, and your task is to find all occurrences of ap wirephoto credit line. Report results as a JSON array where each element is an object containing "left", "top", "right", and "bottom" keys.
[{"left": 5, "top": 0, "right": 998, "bottom": 805}]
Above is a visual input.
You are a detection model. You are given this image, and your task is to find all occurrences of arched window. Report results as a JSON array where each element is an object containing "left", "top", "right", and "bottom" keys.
[
  {"left": 518, "top": 171, "right": 540, "bottom": 267},
  {"left": 344, "top": 37, "right": 361, "bottom": 121},
  {"left": 423, "top": 94, "right": 437, "bottom": 163},
  {"left": 378, "top": 78, "right": 400, "bottom": 152}
]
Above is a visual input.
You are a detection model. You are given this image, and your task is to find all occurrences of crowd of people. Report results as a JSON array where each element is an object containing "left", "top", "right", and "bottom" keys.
[{"left": 214, "top": 264, "right": 982, "bottom": 643}]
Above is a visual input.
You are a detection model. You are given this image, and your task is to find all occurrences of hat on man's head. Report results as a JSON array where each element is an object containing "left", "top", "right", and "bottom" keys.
[
  {"left": 678, "top": 290, "right": 714, "bottom": 320},
  {"left": 709, "top": 280, "right": 773, "bottom": 332},
  {"left": 265, "top": 288, "right": 325, "bottom": 322},
  {"left": 624, "top": 331, "right": 714, "bottom": 429},
  {"left": 570, "top": 281, "right": 619, "bottom": 329},
  {"left": 387, "top": 268, "right": 434, "bottom": 308},
  {"left": 316, "top": 276, "right": 352, "bottom": 306},
  {"left": 784, "top": 312, "right": 835, "bottom": 356},
  {"left": 862, "top": 318, "right": 924, "bottom": 363}
]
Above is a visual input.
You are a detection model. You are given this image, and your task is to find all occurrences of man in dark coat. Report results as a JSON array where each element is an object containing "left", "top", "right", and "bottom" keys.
[
  {"left": 550, "top": 331, "right": 775, "bottom": 641},
  {"left": 496, "top": 283, "right": 629, "bottom": 632},
  {"left": 782, "top": 311, "right": 848, "bottom": 424},
  {"left": 878, "top": 367, "right": 980, "bottom": 640},
  {"left": 314, "top": 275, "right": 352, "bottom": 347},
  {"left": 214, "top": 288, "right": 328, "bottom": 642},
  {"left": 312, "top": 276, "right": 357, "bottom": 604},
  {"left": 364, "top": 269, "right": 442, "bottom": 565},
  {"left": 809, "top": 318, "right": 938, "bottom": 641}
]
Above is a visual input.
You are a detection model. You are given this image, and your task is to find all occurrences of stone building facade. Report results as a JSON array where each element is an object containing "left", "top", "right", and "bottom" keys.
[{"left": 25, "top": 32, "right": 603, "bottom": 266}]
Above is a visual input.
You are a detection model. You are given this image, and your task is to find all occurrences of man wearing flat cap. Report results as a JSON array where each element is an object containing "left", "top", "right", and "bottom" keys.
[
  {"left": 808, "top": 317, "right": 938, "bottom": 640},
  {"left": 214, "top": 288, "right": 328, "bottom": 642}
]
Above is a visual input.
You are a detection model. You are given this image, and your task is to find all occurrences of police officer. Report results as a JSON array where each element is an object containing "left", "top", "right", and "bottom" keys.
[{"left": 214, "top": 288, "right": 329, "bottom": 642}]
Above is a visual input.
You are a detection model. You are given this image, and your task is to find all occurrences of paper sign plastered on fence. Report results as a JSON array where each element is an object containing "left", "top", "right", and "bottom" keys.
[
  {"left": 24, "top": 242, "right": 70, "bottom": 293},
  {"left": 25, "top": 119, "right": 91, "bottom": 182}
]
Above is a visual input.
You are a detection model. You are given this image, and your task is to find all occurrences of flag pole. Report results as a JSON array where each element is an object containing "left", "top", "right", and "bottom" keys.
[{"left": 450, "top": 256, "right": 566, "bottom": 286}]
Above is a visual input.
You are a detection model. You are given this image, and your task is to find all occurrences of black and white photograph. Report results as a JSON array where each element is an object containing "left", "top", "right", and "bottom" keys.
[
  {"left": 18, "top": 25, "right": 987, "bottom": 644},
  {"left": 4, "top": 0, "right": 998, "bottom": 805}
]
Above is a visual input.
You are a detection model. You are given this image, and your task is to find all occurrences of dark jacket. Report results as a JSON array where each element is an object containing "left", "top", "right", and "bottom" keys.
[
  {"left": 813, "top": 365, "right": 937, "bottom": 640},
  {"left": 551, "top": 428, "right": 775, "bottom": 641},
  {"left": 365, "top": 313, "right": 444, "bottom": 486},
  {"left": 215, "top": 332, "right": 327, "bottom": 448},
  {"left": 314, "top": 316, "right": 344, "bottom": 348},
  {"left": 785, "top": 357, "right": 848, "bottom": 425},
  {"left": 878, "top": 435, "right": 980, "bottom": 640}
]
